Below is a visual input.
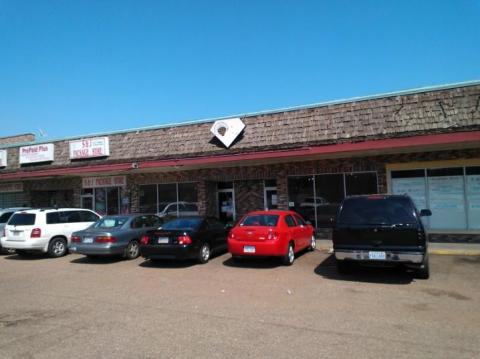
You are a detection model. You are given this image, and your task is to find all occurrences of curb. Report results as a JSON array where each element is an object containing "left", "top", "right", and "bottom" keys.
[{"left": 429, "top": 249, "right": 480, "bottom": 256}]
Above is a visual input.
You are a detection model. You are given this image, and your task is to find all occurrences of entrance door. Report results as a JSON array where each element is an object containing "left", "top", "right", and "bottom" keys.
[
  {"left": 264, "top": 187, "right": 278, "bottom": 210},
  {"left": 218, "top": 190, "right": 235, "bottom": 223}
]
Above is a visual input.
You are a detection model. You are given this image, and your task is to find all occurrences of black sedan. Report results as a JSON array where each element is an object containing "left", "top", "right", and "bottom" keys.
[{"left": 139, "top": 217, "right": 229, "bottom": 264}]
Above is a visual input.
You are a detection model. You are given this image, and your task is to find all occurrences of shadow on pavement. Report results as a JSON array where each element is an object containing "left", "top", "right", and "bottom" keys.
[
  {"left": 3, "top": 253, "right": 51, "bottom": 260},
  {"left": 70, "top": 256, "right": 125, "bottom": 265},
  {"left": 138, "top": 258, "right": 197, "bottom": 269},
  {"left": 314, "top": 254, "right": 414, "bottom": 285}
]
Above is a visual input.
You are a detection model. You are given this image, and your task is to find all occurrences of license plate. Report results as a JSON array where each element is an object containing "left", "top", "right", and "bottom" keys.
[
  {"left": 244, "top": 246, "right": 255, "bottom": 253},
  {"left": 83, "top": 237, "right": 94, "bottom": 244},
  {"left": 13, "top": 231, "right": 20, "bottom": 236},
  {"left": 369, "top": 251, "right": 386, "bottom": 260},
  {"left": 157, "top": 237, "right": 169, "bottom": 244}
]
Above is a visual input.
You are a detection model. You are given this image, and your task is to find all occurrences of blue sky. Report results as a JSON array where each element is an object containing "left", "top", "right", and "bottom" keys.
[{"left": 0, "top": 0, "right": 479, "bottom": 140}]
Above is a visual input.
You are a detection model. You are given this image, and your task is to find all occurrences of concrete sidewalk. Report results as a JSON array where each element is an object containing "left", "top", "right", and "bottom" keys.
[{"left": 316, "top": 239, "right": 480, "bottom": 256}]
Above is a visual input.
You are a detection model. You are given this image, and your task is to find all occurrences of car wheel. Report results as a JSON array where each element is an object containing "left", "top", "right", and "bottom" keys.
[
  {"left": 336, "top": 260, "right": 351, "bottom": 274},
  {"left": 415, "top": 257, "right": 430, "bottom": 280},
  {"left": 282, "top": 243, "right": 295, "bottom": 266},
  {"left": 198, "top": 242, "right": 211, "bottom": 264},
  {"left": 125, "top": 240, "right": 140, "bottom": 260},
  {"left": 309, "top": 235, "right": 316, "bottom": 251},
  {"left": 48, "top": 237, "right": 67, "bottom": 258}
]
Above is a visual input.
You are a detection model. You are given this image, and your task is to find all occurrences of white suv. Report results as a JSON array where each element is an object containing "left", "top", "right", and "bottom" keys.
[{"left": 1, "top": 208, "right": 100, "bottom": 257}]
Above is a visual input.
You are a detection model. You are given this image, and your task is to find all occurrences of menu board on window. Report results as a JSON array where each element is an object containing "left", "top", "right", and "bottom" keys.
[
  {"left": 428, "top": 176, "right": 466, "bottom": 229},
  {"left": 391, "top": 177, "right": 426, "bottom": 210},
  {"left": 467, "top": 175, "right": 480, "bottom": 229}
]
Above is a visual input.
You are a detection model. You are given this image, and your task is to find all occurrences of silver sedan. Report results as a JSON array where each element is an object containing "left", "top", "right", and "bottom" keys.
[{"left": 69, "top": 214, "right": 163, "bottom": 259}]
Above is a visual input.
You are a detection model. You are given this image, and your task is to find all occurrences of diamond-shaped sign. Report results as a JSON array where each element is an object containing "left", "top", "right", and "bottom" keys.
[{"left": 210, "top": 118, "right": 246, "bottom": 148}]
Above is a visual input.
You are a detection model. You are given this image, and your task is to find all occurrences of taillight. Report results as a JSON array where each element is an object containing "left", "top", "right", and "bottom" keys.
[
  {"left": 95, "top": 236, "right": 117, "bottom": 243},
  {"left": 30, "top": 228, "right": 41, "bottom": 238},
  {"left": 177, "top": 235, "right": 192, "bottom": 245},
  {"left": 71, "top": 235, "right": 81, "bottom": 243},
  {"left": 267, "top": 231, "right": 279, "bottom": 241},
  {"left": 140, "top": 235, "right": 149, "bottom": 245},
  {"left": 228, "top": 231, "right": 235, "bottom": 240}
]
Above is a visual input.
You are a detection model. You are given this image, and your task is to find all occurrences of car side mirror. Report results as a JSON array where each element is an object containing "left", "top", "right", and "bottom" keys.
[{"left": 420, "top": 209, "right": 432, "bottom": 217}]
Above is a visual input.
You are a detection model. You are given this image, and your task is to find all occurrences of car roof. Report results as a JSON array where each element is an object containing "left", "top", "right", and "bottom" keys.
[
  {"left": 345, "top": 194, "right": 410, "bottom": 200},
  {"left": 244, "top": 210, "right": 298, "bottom": 216},
  {"left": 14, "top": 208, "right": 97, "bottom": 214}
]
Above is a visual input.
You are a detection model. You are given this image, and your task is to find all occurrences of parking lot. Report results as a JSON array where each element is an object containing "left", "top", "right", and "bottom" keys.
[{"left": 0, "top": 249, "right": 479, "bottom": 359}]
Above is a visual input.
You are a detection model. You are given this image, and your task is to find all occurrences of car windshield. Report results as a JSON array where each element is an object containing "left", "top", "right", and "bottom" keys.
[
  {"left": 240, "top": 214, "right": 279, "bottom": 227},
  {"left": 93, "top": 217, "right": 129, "bottom": 228},
  {"left": 8, "top": 213, "right": 36, "bottom": 226},
  {"left": 161, "top": 218, "right": 202, "bottom": 231},
  {"left": 337, "top": 197, "right": 417, "bottom": 225}
]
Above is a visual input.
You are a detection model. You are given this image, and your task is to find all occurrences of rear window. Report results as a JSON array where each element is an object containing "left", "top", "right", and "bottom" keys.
[
  {"left": 240, "top": 215, "right": 279, "bottom": 227},
  {"left": 161, "top": 218, "right": 202, "bottom": 231},
  {"left": 8, "top": 213, "right": 36, "bottom": 226},
  {"left": 93, "top": 217, "right": 129, "bottom": 228},
  {"left": 337, "top": 197, "right": 417, "bottom": 225}
]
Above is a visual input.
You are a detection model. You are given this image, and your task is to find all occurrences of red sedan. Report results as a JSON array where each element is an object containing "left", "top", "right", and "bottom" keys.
[{"left": 227, "top": 210, "right": 316, "bottom": 265}]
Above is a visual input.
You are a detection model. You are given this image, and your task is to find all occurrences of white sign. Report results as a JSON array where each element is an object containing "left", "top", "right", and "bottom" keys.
[
  {"left": 210, "top": 118, "right": 245, "bottom": 148},
  {"left": 0, "top": 150, "right": 6, "bottom": 167},
  {"left": 69, "top": 137, "right": 110, "bottom": 159},
  {"left": 19, "top": 143, "right": 54, "bottom": 164},
  {"left": 0, "top": 182, "right": 23, "bottom": 193},
  {"left": 82, "top": 176, "right": 126, "bottom": 188}
]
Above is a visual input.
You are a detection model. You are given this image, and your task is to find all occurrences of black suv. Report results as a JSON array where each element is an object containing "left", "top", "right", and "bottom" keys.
[{"left": 332, "top": 195, "right": 432, "bottom": 279}]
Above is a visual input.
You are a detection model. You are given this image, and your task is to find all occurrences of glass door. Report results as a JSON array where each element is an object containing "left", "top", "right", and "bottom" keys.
[
  {"left": 264, "top": 187, "right": 278, "bottom": 210},
  {"left": 218, "top": 189, "right": 235, "bottom": 223}
]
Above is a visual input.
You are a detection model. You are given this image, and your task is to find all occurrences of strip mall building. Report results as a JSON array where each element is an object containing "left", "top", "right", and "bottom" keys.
[{"left": 1, "top": 81, "right": 479, "bottom": 242}]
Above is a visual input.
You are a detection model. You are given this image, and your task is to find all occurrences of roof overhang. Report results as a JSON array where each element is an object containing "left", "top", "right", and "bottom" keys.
[{"left": 1, "top": 131, "right": 479, "bottom": 181}]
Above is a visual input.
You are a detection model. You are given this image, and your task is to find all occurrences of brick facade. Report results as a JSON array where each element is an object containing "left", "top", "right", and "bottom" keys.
[
  {"left": 1, "top": 84, "right": 479, "bottom": 173},
  {"left": 0, "top": 133, "right": 35, "bottom": 146}
]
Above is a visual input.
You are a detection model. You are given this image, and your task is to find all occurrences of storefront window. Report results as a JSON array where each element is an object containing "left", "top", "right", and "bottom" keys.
[
  {"left": 287, "top": 176, "right": 315, "bottom": 224},
  {"left": 106, "top": 187, "right": 120, "bottom": 215},
  {"left": 139, "top": 185, "right": 157, "bottom": 213},
  {"left": 466, "top": 167, "right": 480, "bottom": 230},
  {"left": 427, "top": 168, "right": 466, "bottom": 230},
  {"left": 391, "top": 166, "right": 479, "bottom": 231},
  {"left": 94, "top": 188, "right": 107, "bottom": 215},
  {"left": 139, "top": 182, "right": 198, "bottom": 217},
  {"left": 288, "top": 172, "right": 378, "bottom": 228},
  {"left": 345, "top": 172, "right": 378, "bottom": 196}
]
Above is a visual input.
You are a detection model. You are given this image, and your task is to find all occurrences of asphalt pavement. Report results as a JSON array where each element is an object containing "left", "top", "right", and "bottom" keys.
[{"left": 0, "top": 249, "right": 479, "bottom": 358}]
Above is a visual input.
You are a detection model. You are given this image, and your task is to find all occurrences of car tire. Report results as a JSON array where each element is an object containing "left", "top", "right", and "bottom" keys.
[
  {"left": 308, "top": 235, "right": 316, "bottom": 251},
  {"left": 415, "top": 257, "right": 430, "bottom": 280},
  {"left": 125, "top": 240, "right": 140, "bottom": 260},
  {"left": 336, "top": 260, "right": 351, "bottom": 274},
  {"left": 48, "top": 237, "right": 67, "bottom": 258},
  {"left": 282, "top": 242, "right": 295, "bottom": 266},
  {"left": 198, "top": 242, "right": 211, "bottom": 264}
]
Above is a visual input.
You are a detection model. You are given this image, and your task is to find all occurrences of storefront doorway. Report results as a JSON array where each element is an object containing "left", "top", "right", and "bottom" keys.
[
  {"left": 81, "top": 187, "right": 121, "bottom": 216},
  {"left": 264, "top": 179, "right": 278, "bottom": 210},
  {"left": 217, "top": 182, "right": 235, "bottom": 223},
  {"left": 81, "top": 176, "right": 127, "bottom": 216}
]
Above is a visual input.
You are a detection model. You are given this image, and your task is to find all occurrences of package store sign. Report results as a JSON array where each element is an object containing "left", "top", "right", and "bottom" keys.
[
  {"left": 0, "top": 150, "right": 6, "bottom": 167},
  {"left": 82, "top": 176, "right": 126, "bottom": 189},
  {"left": 0, "top": 182, "right": 23, "bottom": 193},
  {"left": 70, "top": 137, "right": 110, "bottom": 159},
  {"left": 19, "top": 144, "right": 54, "bottom": 164}
]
